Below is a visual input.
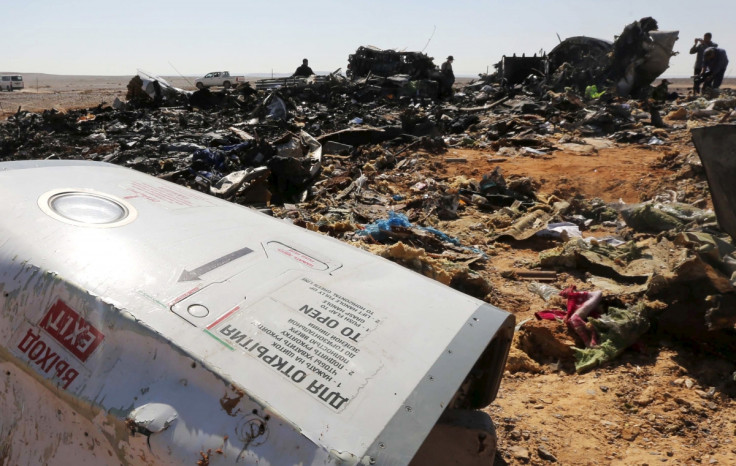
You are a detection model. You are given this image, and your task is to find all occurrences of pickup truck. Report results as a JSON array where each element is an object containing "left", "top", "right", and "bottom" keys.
[
  {"left": 1, "top": 74, "right": 24, "bottom": 91},
  {"left": 195, "top": 71, "right": 245, "bottom": 89}
]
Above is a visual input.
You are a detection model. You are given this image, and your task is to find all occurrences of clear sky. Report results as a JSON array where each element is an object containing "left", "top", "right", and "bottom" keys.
[{"left": 2, "top": 0, "right": 734, "bottom": 78}]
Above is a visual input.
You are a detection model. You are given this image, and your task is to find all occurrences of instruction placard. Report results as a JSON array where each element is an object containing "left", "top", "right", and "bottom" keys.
[{"left": 211, "top": 277, "right": 382, "bottom": 411}]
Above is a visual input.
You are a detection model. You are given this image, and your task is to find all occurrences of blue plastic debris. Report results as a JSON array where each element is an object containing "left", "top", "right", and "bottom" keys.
[
  {"left": 358, "top": 211, "right": 412, "bottom": 241},
  {"left": 422, "top": 226, "right": 463, "bottom": 247},
  {"left": 358, "top": 212, "right": 484, "bottom": 255}
]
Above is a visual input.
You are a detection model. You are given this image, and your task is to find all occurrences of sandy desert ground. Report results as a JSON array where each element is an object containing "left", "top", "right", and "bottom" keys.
[
  {"left": 2, "top": 73, "right": 736, "bottom": 465},
  {"left": 0, "top": 73, "right": 195, "bottom": 116}
]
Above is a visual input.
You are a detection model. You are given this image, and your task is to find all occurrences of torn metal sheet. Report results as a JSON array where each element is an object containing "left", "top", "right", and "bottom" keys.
[
  {"left": 255, "top": 75, "right": 335, "bottom": 90},
  {"left": 0, "top": 160, "right": 513, "bottom": 465},
  {"left": 264, "top": 92, "right": 288, "bottom": 120},
  {"left": 317, "top": 126, "right": 404, "bottom": 147},
  {"left": 539, "top": 238, "right": 654, "bottom": 283},
  {"left": 548, "top": 36, "right": 613, "bottom": 72},
  {"left": 614, "top": 30, "right": 679, "bottom": 96},
  {"left": 347, "top": 46, "right": 437, "bottom": 80},
  {"left": 692, "top": 124, "right": 736, "bottom": 243},
  {"left": 269, "top": 131, "right": 323, "bottom": 203},
  {"left": 210, "top": 166, "right": 270, "bottom": 198},
  {"left": 137, "top": 69, "right": 189, "bottom": 100},
  {"left": 500, "top": 54, "right": 549, "bottom": 85},
  {"left": 621, "top": 201, "right": 715, "bottom": 233},
  {"left": 493, "top": 201, "right": 569, "bottom": 241},
  {"left": 543, "top": 20, "right": 678, "bottom": 96}
]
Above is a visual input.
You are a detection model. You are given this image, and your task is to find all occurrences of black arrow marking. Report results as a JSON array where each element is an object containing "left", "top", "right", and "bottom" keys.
[{"left": 178, "top": 247, "right": 254, "bottom": 282}]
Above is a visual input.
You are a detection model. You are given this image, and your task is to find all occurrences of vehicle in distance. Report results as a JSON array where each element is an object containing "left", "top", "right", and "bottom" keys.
[
  {"left": 194, "top": 71, "right": 245, "bottom": 89},
  {"left": 1, "top": 74, "right": 24, "bottom": 91}
]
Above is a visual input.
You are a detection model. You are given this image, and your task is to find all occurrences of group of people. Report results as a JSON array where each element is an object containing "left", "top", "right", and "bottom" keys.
[
  {"left": 690, "top": 32, "right": 729, "bottom": 94},
  {"left": 291, "top": 56, "right": 457, "bottom": 98},
  {"left": 291, "top": 35, "right": 728, "bottom": 98}
]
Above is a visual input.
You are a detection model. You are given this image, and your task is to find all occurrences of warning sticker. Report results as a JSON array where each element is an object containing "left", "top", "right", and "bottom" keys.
[
  {"left": 9, "top": 300, "right": 104, "bottom": 391},
  {"left": 122, "top": 181, "right": 216, "bottom": 208},
  {"left": 14, "top": 326, "right": 86, "bottom": 389},
  {"left": 209, "top": 277, "right": 382, "bottom": 412},
  {"left": 39, "top": 299, "right": 105, "bottom": 362},
  {"left": 266, "top": 241, "right": 329, "bottom": 271}
]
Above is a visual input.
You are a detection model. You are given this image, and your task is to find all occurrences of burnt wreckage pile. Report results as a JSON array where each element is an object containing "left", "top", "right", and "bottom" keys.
[
  {"left": 347, "top": 46, "right": 446, "bottom": 98},
  {"left": 491, "top": 16, "right": 679, "bottom": 99},
  {"left": 2, "top": 17, "right": 736, "bottom": 380}
]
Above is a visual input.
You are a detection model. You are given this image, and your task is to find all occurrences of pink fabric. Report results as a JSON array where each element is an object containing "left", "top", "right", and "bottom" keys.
[
  {"left": 559, "top": 286, "right": 603, "bottom": 321},
  {"left": 535, "top": 286, "right": 603, "bottom": 322},
  {"left": 534, "top": 309, "right": 567, "bottom": 320},
  {"left": 534, "top": 286, "right": 603, "bottom": 348},
  {"left": 569, "top": 313, "right": 599, "bottom": 347}
]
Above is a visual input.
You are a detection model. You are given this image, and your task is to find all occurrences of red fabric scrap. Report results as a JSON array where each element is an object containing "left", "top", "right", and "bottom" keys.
[{"left": 535, "top": 286, "right": 598, "bottom": 321}]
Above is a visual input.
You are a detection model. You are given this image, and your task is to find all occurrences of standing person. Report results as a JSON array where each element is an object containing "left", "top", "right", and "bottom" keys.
[
  {"left": 292, "top": 59, "right": 314, "bottom": 77},
  {"left": 700, "top": 47, "right": 729, "bottom": 92},
  {"left": 440, "top": 55, "right": 455, "bottom": 98},
  {"left": 690, "top": 33, "right": 717, "bottom": 93}
]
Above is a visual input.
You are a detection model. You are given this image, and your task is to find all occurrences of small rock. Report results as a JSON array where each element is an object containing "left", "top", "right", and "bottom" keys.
[
  {"left": 509, "top": 445, "right": 530, "bottom": 461},
  {"left": 510, "top": 430, "right": 522, "bottom": 441},
  {"left": 685, "top": 379, "right": 694, "bottom": 389},
  {"left": 666, "top": 451, "right": 674, "bottom": 457},
  {"left": 622, "top": 425, "right": 640, "bottom": 441},
  {"left": 666, "top": 107, "right": 688, "bottom": 120},
  {"left": 522, "top": 431, "right": 531, "bottom": 440},
  {"left": 600, "top": 385, "right": 609, "bottom": 392},
  {"left": 635, "top": 394, "right": 654, "bottom": 406},
  {"left": 695, "top": 389, "right": 709, "bottom": 399},
  {"left": 674, "top": 397, "right": 691, "bottom": 407},
  {"left": 471, "top": 194, "right": 488, "bottom": 206},
  {"left": 664, "top": 423, "right": 680, "bottom": 433},
  {"left": 537, "top": 445, "right": 557, "bottom": 462}
]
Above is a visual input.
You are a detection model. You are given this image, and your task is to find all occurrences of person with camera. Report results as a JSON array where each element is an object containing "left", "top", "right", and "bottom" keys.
[{"left": 690, "top": 33, "right": 717, "bottom": 93}]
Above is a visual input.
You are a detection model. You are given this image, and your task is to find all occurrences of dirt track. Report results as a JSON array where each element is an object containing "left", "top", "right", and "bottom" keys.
[{"left": 2, "top": 74, "right": 736, "bottom": 465}]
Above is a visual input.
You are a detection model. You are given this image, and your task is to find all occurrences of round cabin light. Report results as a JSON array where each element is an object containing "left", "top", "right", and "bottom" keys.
[
  {"left": 39, "top": 190, "right": 137, "bottom": 227},
  {"left": 50, "top": 193, "right": 128, "bottom": 224}
]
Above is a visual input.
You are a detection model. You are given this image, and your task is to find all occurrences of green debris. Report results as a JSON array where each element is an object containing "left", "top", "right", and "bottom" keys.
[
  {"left": 573, "top": 303, "right": 650, "bottom": 373},
  {"left": 585, "top": 85, "right": 606, "bottom": 99},
  {"left": 621, "top": 202, "right": 716, "bottom": 233},
  {"left": 540, "top": 238, "right": 642, "bottom": 272}
]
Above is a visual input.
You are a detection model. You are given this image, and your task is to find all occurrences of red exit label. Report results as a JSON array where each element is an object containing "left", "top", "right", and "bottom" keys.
[{"left": 39, "top": 300, "right": 105, "bottom": 362}]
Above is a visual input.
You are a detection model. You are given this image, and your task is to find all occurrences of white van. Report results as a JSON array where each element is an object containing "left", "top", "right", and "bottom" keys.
[{"left": 1, "top": 74, "right": 24, "bottom": 91}]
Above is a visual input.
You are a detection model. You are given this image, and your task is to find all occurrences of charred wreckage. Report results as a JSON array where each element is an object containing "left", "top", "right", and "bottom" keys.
[{"left": 4, "top": 15, "right": 736, "bottom": 466}]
